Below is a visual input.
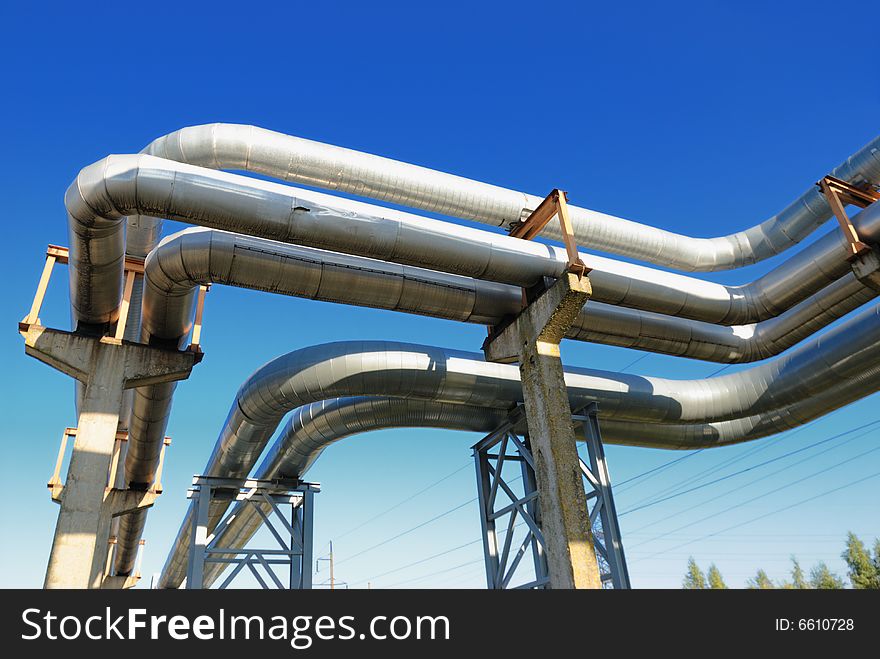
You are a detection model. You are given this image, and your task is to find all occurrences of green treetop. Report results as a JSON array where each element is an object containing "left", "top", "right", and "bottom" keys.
[
  {"left": 747, "top": 569, "right": 774, "bottom": 589},
  {"left": 809, "top": 562, "right": 845, "bottom": 589},
  {"left": 706, "top": 564, "right": 727, "bottom": 589},
  {"left": 842, "top": 532, "right": 880, "bottom": 589},
  {"left": 682, "top": 557, "right": 706, "bottom": 589}
]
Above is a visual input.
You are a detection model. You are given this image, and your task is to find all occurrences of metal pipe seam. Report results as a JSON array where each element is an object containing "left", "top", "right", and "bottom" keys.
[
  {"left": 138, "top": 123, "right": 880, "bottom": 272},
  {"left": 156, "top": 304, "right": 880, "bottom": 586},
  {"left": 67, "top": 154, "right": 880, "bottom": 329}
]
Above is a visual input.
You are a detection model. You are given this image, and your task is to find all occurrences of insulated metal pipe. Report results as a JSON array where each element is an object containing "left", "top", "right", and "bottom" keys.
[
  {"left": 125, "top": 226, "right": 876, "bottom": 484},
  {"left": 144, "top": 228, "right": 877, "bottom": 364},
  {"left": 66, "top": 154, "right": 880, "bottom": 329},
  {"left": 157, "top": 302, "right": 880, "bottom": 586},
  {"left": 114, "top": 225, "right": 876, "bottom": 573},
  {"left": 86, "top": 131, "right": 876, "bottom": 576},
  {"left": 64, "top": 127, "right": 877, "bottom": 577},
  {"left": 196, "top": 376, "right": 878, "bottom": 588},
  {"left": 127, "top": 227, "right": 877, "bottom": 489},
  {"left": 139, "top": 123, "right": 880, "bottom": 272}
]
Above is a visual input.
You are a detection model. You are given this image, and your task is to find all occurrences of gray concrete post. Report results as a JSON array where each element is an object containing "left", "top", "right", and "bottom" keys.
[
  {"left": 23, "top": 326, "right": 198, "bottom": 589},
  {"left": 483, "top": 273, "right": 601, "bottom": 589}
]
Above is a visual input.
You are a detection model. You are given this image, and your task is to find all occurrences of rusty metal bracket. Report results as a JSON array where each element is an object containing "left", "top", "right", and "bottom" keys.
[
  {"left": 19, "top": 245, "right": 146, "bottom": 336},
  {"left": 818, "top": 176, "right": 880, "bottom": 261},
  {"left": 19, "top": 244, "right": 209, "bottom": 351},
  {"left": 48, "top": 427, "right": 171, "bottom": 505},
  {"left": 509, "top": 189, "right": 589, "bottom": 277},
  {"left": 187, "top": 284, "right": 210, "bottom": 354},
  {"left": 490, "top": 190, "right": 591, "bottom": 342},
  {"left": 103, "top": 537, "right": 144, "bottom": 588}
]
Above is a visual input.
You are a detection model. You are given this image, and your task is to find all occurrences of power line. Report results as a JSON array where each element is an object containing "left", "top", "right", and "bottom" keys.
[
  {"left": 354, "top": 516, "right": 532, "bottom": 587},
  {"left": 387, "top": 520, "right": 535, "bottom": 588},
  {"left": 622, "top": 420, "right": 858, "bottom": 537},
  {"left": 619, "top": 352, "right": 651, "bottom": 373},
  {"left": 335, "top": 497, "right": 477, "bottom": 567},
  {"left": 336, "top": 472, "right": 525, "bottom": 568},
  {"left": 618, "top": 418, "right": 880, "bottom": 517},
  {"left": 333, "top": 416, "right": 878, "bottom": 585},
  {"left": 627, "top": 438, "right": 880, "bottom": 554},
  {"left": 614, "top": 449, "right": 706, "bottom": 491},
  {"left": 388, "top": 559, "right": 484, "bottom": 588},
  {"left": 622, "top": 420, "right": 819, "bottom": 507},
  {"left": 375, "top": 443, "right": 877, "bottom": 585},
  {"left": 345, "top": 426, "right": 876, "bottom": 586},
  {"left": 629, "top": 470, "right": 880, "bottom": 564},
  {"left": 705, "top": 363, "right": 733, "bottom": 377},
  {"left": 332, "top": 461, "right": 473, "bottom": 541},
  {"left": 350, "top": 537, "right": 482, "bottom": 585}
]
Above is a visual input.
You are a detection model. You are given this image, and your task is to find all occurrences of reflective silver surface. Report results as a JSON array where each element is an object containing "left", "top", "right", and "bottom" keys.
[
  {"left": 197, "top": 375, "right": 876, "bottom": 587},
  {"left": 157, "top": 301, "right": 880, "bottom": 586},
  {"left": 141, "top": 123, "right": 880, "bottom": 272},
  {"left": 59, "top": 124, "right": 879, "bottom": 580},
  {"left": 119, "top": 220, "right": 877, "bottom": 576},
  {"left": 67, "top": 154, "right": 880, "bottom": 327}
]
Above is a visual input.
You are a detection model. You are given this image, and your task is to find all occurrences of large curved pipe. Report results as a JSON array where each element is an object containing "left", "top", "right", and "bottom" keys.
[
  {"left": 198, "top": 304, "right": 880, "bottom": 473},
  {"left": 67, "top": 128, "right": 877, "bottom": 575},
  {"left": 156, "top": 302, "right": 880, "bottom": 585},
  {"left": 113, "top": 226, "right": 876, "bottom": 573},
  {"left": 144, "top": 228, "right": 877, "bottom": 363},
  {"left": 126, "top": 228, "right": 876, "bottom": 482},
  {"left": 140, "top": 123, "right": 880, "bottom": 272},
  {"left": 66, "top": 154, "right": 880, "bottom": 329},
  {"left": 195, "top": 375, "right": 878, "bottom": 588}
]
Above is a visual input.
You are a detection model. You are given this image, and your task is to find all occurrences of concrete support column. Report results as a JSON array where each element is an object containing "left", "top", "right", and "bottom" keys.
[
  {"left": 23, "top": 326, "right": 198, "bottom": 589},
  {"left": 484, "top": 273, "right": 600, "bottom": 589}
]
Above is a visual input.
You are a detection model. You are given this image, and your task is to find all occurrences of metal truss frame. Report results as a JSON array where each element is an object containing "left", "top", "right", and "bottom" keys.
[
  {"left": 472, "top": 403, "right": 630, "bottom": 589},
  {"left": 185, "top": 476, "right": 319, "bottom": 590}
]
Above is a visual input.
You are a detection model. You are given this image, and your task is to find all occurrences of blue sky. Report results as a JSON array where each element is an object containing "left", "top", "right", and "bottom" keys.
[{"left": 1, "top": 1, "right": 877, "bottom": 588}]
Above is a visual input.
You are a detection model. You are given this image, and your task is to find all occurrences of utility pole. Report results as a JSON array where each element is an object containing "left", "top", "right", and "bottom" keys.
[
  {"left": 317, "top": 541, "right": 336, "bottom": 590},
  {"left": 330, "top": 540, "right": 335, "bottom": 590}
]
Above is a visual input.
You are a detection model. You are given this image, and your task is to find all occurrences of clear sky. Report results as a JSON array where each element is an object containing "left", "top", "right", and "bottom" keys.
[{"left": 1, "top": 1, "right": 877, "bottom": 589}]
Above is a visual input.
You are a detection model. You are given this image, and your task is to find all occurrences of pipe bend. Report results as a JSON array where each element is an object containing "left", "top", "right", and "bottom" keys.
[
  {"left": 136, "top": 123, "right": 880, "bottom": 273},
  {"left": 72, "top": 154, "right": 880, "bottom": 331},
  {"left": 153, "top": 298, "right": 880, "bottom": 585},
  {"left": 185, "top": 360, "right": 878, "bottom": 588}
]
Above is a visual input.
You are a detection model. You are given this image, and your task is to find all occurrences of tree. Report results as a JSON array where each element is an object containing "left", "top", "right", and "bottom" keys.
[
  {"left": 679, "top": 534, "right": 880, "bottom": 588},
  {"left": 873, "top": 538, "right": 880, "bottom": 579},
  {"left": 789, "top": 557, "right": 809, "bottom": 589},
  {"left": 841, "top": 532, "right": 880, "bottom": 589},
  {"left": 809, "top": 562, "right": 845, "bottom": 589},
  {"left": 747, "top": 569, "right": 775, "bottom": 589},
  {"left": 682, "top": 557, "right": 706, "bottom": 589},
  {"left": 706, "top": 564, "right": 727, "bottom": 589}
]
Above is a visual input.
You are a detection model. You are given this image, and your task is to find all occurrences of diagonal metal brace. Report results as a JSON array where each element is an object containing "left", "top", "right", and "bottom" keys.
[
  {"left": 509, "top": 189, "right": 589, "bottom": 278},
  {"left": 818, "top": 175, "right": 880, "bottom": 261}
]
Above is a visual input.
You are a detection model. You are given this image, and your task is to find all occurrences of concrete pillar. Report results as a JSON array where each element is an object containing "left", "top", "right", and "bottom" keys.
[
  {"left": 483, "top": 273, "right": 601, "bottom": 589},
  {"left": 23, "top": 326, "right": 198, "bottom": 589}
]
